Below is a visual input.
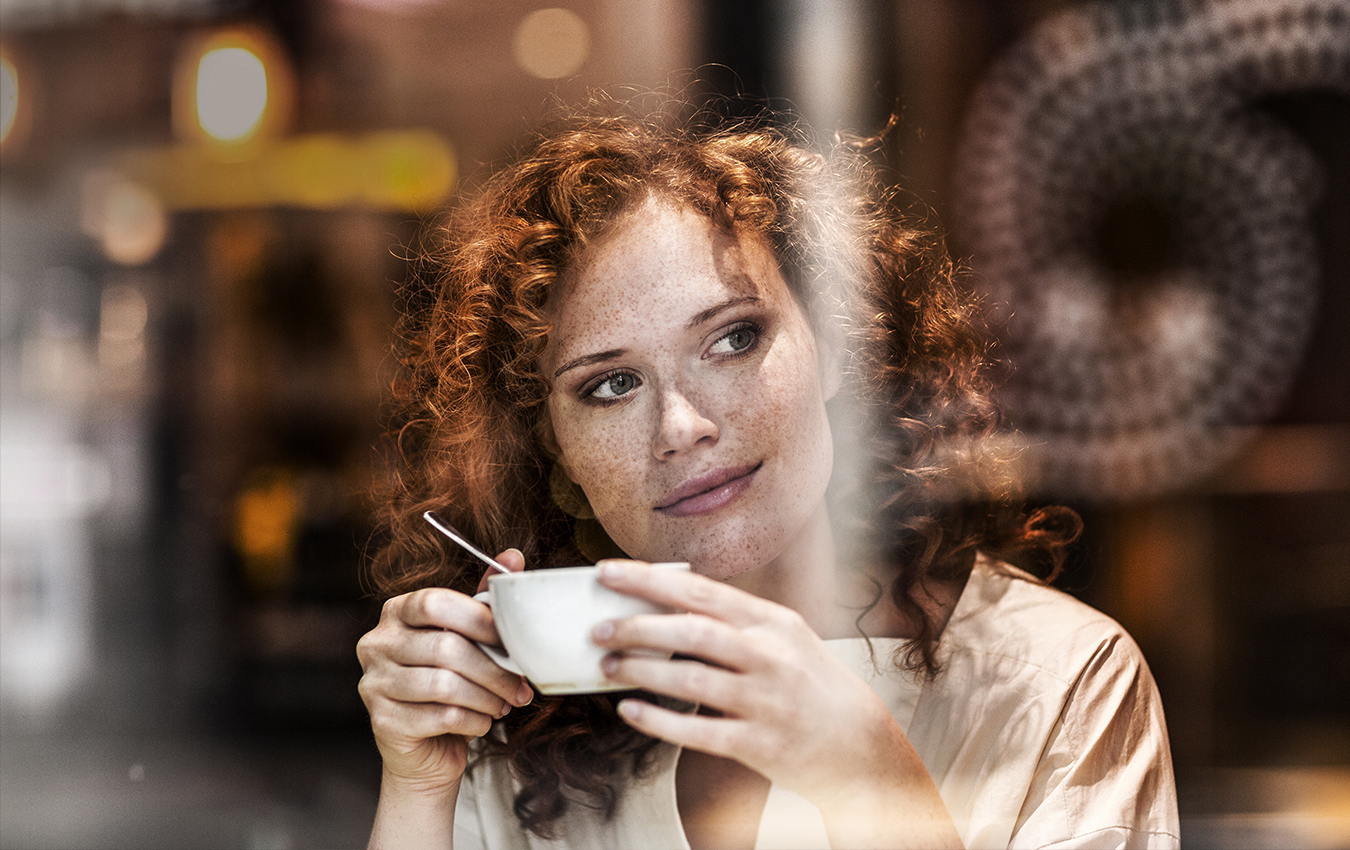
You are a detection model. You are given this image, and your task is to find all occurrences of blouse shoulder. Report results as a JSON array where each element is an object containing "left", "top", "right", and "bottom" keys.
[
  {"left": 922, "top": 555, "right": 1180, "bottom": 849},
  {"left": 941, "top": 555, "right": 1147, "bottom": 687}
]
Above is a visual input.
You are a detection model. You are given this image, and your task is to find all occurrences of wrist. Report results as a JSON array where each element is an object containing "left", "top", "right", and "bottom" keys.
[
  {"left": 369, "top": 768, "right": 461, "bottom": 850},
  {"left": 814, "top": 775, "right": 902, "bottom": 823},
  {"left": 380, "top": 764, "right": 463, "bottom": 803},
  {"left": 812, "top": 718, "right": 963, "bottom": 849},
  {"left": 816, "top": 777, "right": 962, "bottom": 850}
]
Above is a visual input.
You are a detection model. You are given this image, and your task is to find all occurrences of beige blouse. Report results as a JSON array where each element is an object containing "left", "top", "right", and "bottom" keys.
[{"left": 453, "top": 558, "right": 1180, "bottom": 849}]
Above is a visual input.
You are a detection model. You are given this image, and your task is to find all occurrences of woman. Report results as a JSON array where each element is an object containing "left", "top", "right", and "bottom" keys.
[{"left": 356, "top": 102, "right": 1180, "bottom": 849}]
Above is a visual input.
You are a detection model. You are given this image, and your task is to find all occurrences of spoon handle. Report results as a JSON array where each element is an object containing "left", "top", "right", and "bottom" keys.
[{"left": 423, "top": 511, "right": 512, "bottom": 575}]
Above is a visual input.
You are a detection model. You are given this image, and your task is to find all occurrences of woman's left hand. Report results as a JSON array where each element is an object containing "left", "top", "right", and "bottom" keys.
[{"left": 592, "top": 559, "right": 963, "bottom": 848}]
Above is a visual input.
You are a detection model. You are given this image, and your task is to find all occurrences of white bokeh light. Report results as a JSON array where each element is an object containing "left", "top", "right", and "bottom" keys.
[
  {"left": 196, "top": 46, "right": 268, "bottom": 143},
  {"left": 513, "top": 8, "right": 590, "bottom": 80}
]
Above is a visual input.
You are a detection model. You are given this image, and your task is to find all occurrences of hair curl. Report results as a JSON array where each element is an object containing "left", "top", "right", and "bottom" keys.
[{"left": 368, "top": 97, "right": 1080, "bottom": 838}]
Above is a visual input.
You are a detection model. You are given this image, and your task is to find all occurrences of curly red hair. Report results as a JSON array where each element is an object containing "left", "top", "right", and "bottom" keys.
[{"left": 369, "top": 98, "right": 1080, "bottom": 837}]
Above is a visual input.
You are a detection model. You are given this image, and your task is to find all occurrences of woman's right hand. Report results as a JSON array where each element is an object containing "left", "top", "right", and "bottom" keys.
[{"left": 356, "top": 549, "right": 534, "bottom": 796}]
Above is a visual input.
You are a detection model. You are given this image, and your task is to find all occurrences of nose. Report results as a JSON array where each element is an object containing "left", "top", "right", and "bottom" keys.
[{"left": 653, "top": 386, "right": 719, "bottom": 459}]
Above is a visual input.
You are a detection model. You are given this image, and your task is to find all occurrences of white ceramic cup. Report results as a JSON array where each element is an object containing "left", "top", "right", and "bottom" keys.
[{"left": 472, "top": 562, "right": 689, "bottom": 695}]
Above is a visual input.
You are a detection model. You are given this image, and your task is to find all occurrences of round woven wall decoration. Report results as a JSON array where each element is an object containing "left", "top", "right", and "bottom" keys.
[{"left": 952, "top": 0, "right": 1350, "bottom": 499}]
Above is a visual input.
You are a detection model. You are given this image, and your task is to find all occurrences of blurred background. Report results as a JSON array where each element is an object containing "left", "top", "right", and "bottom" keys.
[{"left": 0, "top": 0, "right": 1346, "bottom": 847}]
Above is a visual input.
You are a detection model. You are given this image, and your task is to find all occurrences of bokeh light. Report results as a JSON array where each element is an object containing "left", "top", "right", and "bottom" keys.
[
  {"left": 1, "top": 51, "right": 18, "bottom": 146},
  {"left": 513, "top": 7, "right": 590, "bottom": 80},
  {"left": 81, "top": 170, "right": 169, "bottom": 266},
  {"left": 174, "top": 27, "right": 292, "bottom": 149},
  {"left": 98, "top": 283, "right": 149, "bottom": 391},
  {"left": 196, "top": 45, "right": 268, "bottom": 143},
  {"left": 99, "top": 284, "right": 148, "bottom": 344},
  {"left": 115, "top": 130, "right": 455, "bottom": 212}
]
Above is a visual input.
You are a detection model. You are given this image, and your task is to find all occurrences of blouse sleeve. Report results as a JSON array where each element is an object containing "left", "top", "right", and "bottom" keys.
[{"left": 1008, "top": 633, "right": 1180, "bottom": 850}]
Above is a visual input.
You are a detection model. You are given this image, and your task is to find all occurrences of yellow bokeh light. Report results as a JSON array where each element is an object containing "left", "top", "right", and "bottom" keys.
[
  {"left": 116, "top": 130, "right": 455, "bottom": 212},
  {"left": 196, "top": 46, "right": 268, "bottom": 143},
  {"left": 1, "top": 52, "right": 18, "bottom": 146},
  {"left": 233, "top": 468, "right": 300, "bottom": 593}
]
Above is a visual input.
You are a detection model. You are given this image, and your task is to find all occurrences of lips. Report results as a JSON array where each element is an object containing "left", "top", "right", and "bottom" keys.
[{"left": 655, "top": 463, "right": 761, "bottom": 518}]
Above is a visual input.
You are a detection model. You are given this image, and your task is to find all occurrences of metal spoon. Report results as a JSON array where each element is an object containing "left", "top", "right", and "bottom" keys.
[{"left": 423, "top": 511, "right": 512, "bottom": 575}]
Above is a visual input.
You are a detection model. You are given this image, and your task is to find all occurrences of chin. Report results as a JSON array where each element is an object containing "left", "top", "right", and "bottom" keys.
[
  {"left": 686, "top": 555, "right": 760, "bottom": 582},
  {"left": 663, "top": 528, "right": 793, "bottom": 583},
  {"left": 613, "top": 505, "right": 807, "bottom": 582}
]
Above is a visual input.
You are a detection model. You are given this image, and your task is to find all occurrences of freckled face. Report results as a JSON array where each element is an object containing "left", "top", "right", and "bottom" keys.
[{"left": 542, "top": 200, "right": 835, "bottom": 580}]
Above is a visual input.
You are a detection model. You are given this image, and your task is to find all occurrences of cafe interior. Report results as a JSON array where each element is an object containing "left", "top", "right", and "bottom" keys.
[{"left": 0, "top": 0, "right": 1346, "bottom": 847}]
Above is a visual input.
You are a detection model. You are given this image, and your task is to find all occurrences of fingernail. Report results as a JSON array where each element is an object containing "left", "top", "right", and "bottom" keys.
[
  {"left": 514, "top": 681, "right": 533, "bottom": 706},
  {"left": 601, "top": 654, "right": 619, "bottom": 675},
  {"left": 592, "top": 620, "right": 614, "bottom": 641},
  {"left": 497, "top": 704, "right": 512, "bottom": 719},
  {"left": 597, "top": 560, "right": 625, "bottom": 579},
  {"left": 617, "top": 699, "right": 640, "bottom": 720},
  {"left": 504, "top": 548, "right": 523, "bottom": 562}
]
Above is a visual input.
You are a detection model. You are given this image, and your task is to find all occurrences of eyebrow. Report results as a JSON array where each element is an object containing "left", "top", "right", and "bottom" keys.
[
  {"left": 552, "top": 294, "right": 764, "bottom": 379},
  {"left": 685, "top": 294, "right": 762, "bottom": 330},
  {"left": 554, "top": 348, "right": 627, "bottom": 379}
]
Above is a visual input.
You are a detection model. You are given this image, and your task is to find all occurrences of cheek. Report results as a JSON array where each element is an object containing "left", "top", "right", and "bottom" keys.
[
  {"left": 551, "top": 409, "right": 646, "bottom": 513},
  {"left": 560, "top": 423, "right": 654, "bottom": 559},
  {"left": 754, "top": 339, "right": 831, "bottom": 444}
]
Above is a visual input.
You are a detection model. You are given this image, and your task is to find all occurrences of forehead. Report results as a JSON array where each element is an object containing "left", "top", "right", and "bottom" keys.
[{"left": 547, "top": 200, "right": 784, "bottom": 334}]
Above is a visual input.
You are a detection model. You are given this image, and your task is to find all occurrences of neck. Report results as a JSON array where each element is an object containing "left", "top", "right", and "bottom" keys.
[
  {"left": 724, "top": 506, "right": 973, "bottom": 642},
  {"left": 723, "top": 505, "right": 841, "bottom": 635}
]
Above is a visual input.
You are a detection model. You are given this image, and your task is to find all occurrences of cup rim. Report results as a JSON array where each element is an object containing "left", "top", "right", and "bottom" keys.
[
  {"left": 486, "top": 564, "right": 595, "bottom": 584},
  {"left": 486, "top": 562, "right": 690, "bottom": 584}
]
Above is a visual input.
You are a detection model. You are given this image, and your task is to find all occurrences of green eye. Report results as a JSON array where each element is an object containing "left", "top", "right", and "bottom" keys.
[
  {"left": 710, "top": 323, "right": 759, "bottom": 356},
  {"left": 725, "top": 329, "right": 753, "bottom": 351}
]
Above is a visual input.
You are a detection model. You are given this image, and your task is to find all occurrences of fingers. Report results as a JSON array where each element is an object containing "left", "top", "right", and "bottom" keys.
[
  {"left": 363, "top": 690, "right": 498, "bottom": 742},
  {"left": 388, "top": 588, "right": 499, "bottom": 645},
  {"left": 596, "top": 560, "right": 778, "bottom": 628},
  {"left": 378, "top": 628, "right": 529, "bottom": 706},
  {"left": 602, "top": 653, "right": 757, "bottom": 716},
  {"left": 614, "top": 698, "right": 758, "bottom": 764},
  {"left": 364, "top": 658, "right": 514, "bottom": 718},
  {"left": 382, "top": 668, "right": 511, "bottom": 717},
  {"left": 593, "top": 612, "right": 758, "bottom": 671},
  {"left": 358, "top": 590, "right": 534, "bottom": 709},
  {"left": 477, "top": 548, "right": 525, "bottom": 593}
]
